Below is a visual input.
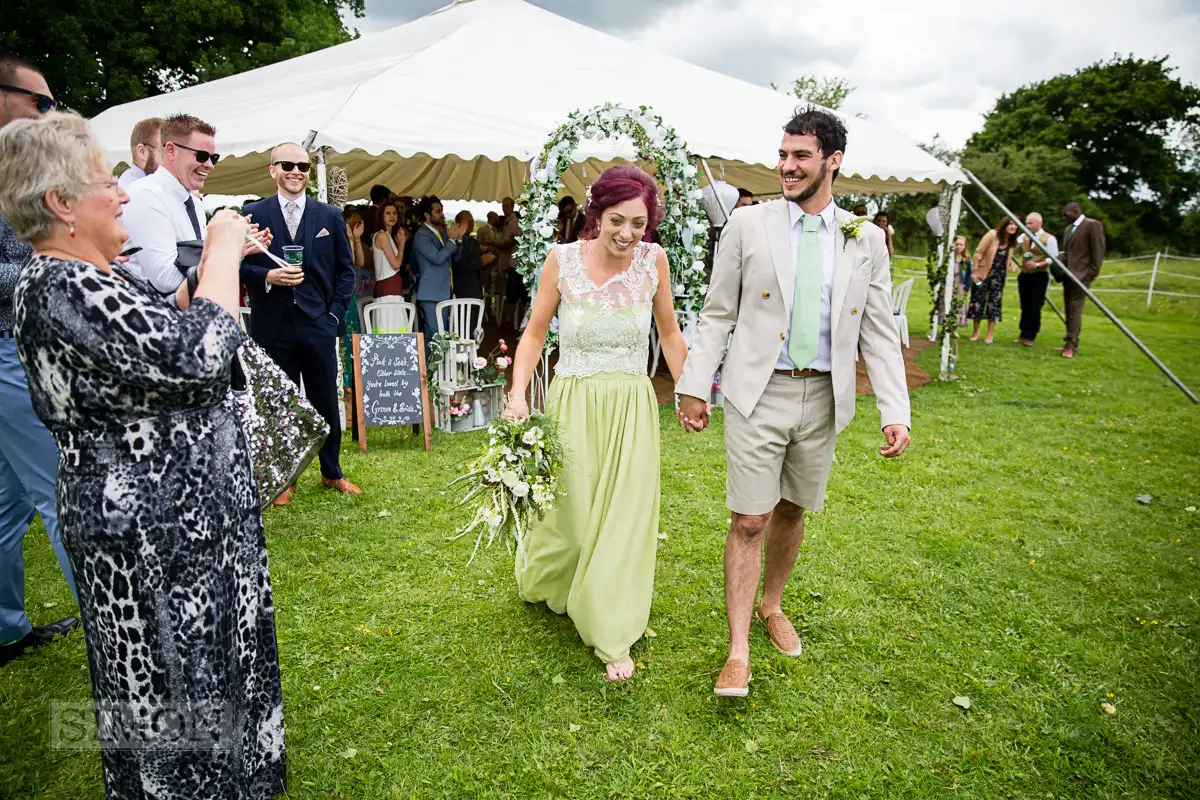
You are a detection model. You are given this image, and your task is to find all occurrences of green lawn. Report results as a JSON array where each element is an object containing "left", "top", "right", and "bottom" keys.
[{"left": 3, "top": 278, "right": 1199, "bottom": 799}]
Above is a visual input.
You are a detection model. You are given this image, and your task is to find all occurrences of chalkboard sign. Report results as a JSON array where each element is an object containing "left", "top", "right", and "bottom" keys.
[{"left": 352, "top": 333, "right": 432, "bottom": 452}]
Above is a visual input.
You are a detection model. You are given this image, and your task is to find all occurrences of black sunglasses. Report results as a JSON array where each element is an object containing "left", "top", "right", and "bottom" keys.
[
  {"left": 171, "top": 141, "right": 221, "bottom": 165},
  {"left": 272, "top": 160, "right": 310, "bottom": 173},
  {"left": 0, "top": 84, "right": 56, "bottom": 114}
]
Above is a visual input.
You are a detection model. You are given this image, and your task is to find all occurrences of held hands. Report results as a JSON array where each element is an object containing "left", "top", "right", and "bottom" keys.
[
  {"left": 448, "top": 220, "right": 469, "bottom": 241},
  {"left": 880, "top": 424, "right": 911, "bottom": 458},
  {"left": 677, "top": 395, "right": 710, "bottom": 433}
]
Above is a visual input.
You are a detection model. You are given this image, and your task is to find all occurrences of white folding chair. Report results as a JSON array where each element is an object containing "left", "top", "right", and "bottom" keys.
[
  {"left": 891, "top": 278, "right": 915, "bottom": 349},
  {"left": 436, "top": 299, "right": 485, "bottom": 341},
  {"left": 362, "top": 300, "right": 416, "bottom": 334},
  {"left": 238, "top": 307, "right": 251, "bottom": 333}
]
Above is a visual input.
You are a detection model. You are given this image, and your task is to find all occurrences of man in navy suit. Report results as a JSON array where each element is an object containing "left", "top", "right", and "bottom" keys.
[{"left": 241, "top": 142, "right": 361, "bottom": 504}]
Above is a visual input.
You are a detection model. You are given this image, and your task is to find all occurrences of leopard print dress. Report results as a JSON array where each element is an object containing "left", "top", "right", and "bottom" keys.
[{"left": 13, "top": 255, "right": 286, "bottom": 799}]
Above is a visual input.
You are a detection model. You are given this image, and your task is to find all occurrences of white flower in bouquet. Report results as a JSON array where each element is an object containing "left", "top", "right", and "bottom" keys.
[
  {"left": 473, "top": 357, "right": 487, "bottom": 370},
  {"left": 522, "top": 428, "right": 541, "bottom": 446},
  {"left": 448, "top": 413, "right": 565, "bottom": 564}
]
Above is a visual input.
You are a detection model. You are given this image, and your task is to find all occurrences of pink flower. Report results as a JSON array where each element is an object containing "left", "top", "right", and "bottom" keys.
[
  {"left": 498, "top": 339, "right": 506, "bottom": 346},
  {"left": 500, "top": 343, "right": 509, "bottom": 353},
  {"left": 497, "top": 357, "right": 511, "bottom": 369},
  {"left": 473, "top": 357, "right": 487, "bottom": 370}
]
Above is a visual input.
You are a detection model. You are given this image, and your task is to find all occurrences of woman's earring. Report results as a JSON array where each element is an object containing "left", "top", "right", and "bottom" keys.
[{"left": 69, "top": 222, "right": 76, "bottom": 239}]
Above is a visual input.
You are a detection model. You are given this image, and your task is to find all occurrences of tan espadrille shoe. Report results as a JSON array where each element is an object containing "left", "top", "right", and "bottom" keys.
[
  {"left": 714, "top": 658, "right": 752, "bottom": 698},
  {"left": 757, "top": 610, "right": 803, "bottom": 657}
]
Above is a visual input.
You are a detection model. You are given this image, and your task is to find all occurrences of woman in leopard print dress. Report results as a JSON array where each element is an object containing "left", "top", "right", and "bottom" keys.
[{"left": 0, "top": 112, "right": 285, "bottom": 799}]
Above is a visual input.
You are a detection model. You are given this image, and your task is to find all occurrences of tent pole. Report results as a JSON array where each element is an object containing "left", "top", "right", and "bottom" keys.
[
  {"left": 315, "top": 147, "right": 328, "bottom": 204},
  {"left": 699, "top": 158, "right": 731, "bottom": 224},
  {"left": 960, "top": 196, "right": 991, "bottom": 231},
  {"left": 938, "top": 185, "right": 963, "bottom": 380},
  {"left": 963, "top": 169, "right": 1198, "bottom": 404}
]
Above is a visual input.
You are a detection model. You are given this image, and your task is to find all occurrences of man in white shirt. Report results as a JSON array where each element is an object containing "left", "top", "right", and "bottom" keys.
[
  {"left": 123, "top": 114, "right": 220, "bottom": 294},
  {"left": 117, "top": 117, "right": 163, "bottom": 189},
  {"left": 1014, "top": 212, "right": 1060, "bottom": 347}
]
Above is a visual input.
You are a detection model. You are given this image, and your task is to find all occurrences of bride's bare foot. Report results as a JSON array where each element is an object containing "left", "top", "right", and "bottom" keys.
[{"left": 605, "top": 657, "right": 635, "bottom": 681}]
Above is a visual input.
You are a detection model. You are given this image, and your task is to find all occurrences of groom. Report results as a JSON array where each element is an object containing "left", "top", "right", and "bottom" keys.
[{"left": 676, "top": 108, "right": 911, "bottom": 697}]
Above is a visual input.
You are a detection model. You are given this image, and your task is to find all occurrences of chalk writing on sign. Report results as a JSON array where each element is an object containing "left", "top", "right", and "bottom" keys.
[{"left": 358, "top": 334, "right": 424, "bottom": 427}]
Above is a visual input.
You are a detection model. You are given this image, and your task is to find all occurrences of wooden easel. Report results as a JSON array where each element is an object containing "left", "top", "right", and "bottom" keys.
[{"left": 351, "top": 333, "right": 433, "bottom": 453}]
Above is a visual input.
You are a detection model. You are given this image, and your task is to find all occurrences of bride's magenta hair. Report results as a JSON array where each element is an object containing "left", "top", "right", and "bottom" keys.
[{"left": 581, "top": 165, "right": 664, "bottom": 241}]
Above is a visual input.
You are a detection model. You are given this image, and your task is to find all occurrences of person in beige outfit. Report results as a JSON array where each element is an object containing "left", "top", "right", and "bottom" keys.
[{"left": 676, "top": 108, "right": 911, "bottom": 698}]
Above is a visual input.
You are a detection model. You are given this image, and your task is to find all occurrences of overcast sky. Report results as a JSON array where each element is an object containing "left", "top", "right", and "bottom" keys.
[{"left": 349, "top": 0, "right": 1200, "bottom": 149}]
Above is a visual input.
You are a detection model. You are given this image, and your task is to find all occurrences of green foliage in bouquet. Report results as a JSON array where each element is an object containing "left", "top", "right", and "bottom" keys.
[{"left": 448, "top": 413, "right": 565, "bottom": 564}]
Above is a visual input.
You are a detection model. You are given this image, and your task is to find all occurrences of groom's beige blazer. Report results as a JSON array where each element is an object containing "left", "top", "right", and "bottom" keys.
[{"left": 677, "top": 200, "right": 910, "bottom": 434}]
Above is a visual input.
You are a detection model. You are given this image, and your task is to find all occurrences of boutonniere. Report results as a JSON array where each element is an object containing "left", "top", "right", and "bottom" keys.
[{"left": 840, "top": 216, "right": 867, "bottom": 248}]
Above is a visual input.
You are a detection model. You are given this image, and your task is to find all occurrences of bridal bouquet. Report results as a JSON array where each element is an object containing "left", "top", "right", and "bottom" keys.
[{"left": 449, "top": 413, "right": 564, "bottom": 563}]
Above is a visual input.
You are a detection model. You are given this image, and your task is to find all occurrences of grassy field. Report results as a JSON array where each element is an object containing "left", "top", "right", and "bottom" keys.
[{"left": 3, "top": 272, "right": 1199, "bottom": 799}]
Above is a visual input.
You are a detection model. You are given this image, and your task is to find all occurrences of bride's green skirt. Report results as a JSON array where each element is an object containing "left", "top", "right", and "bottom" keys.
[{"left": 515, "top": 372, "right": 660, "bottom": 663}]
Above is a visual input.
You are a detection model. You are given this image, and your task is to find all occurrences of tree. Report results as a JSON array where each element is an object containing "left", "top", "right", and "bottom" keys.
[
  {"left": 0, "top": 0, "right": 365, "bottom": 116},
  {"left": 771, "top": 75, "right": 856, "bottom": 111},
  {"left": 964, "top": 55, "right": 1200, "bottom": 252}
]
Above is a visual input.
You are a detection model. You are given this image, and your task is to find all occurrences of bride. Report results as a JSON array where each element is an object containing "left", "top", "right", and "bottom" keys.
[{"left": 504, "top": 166, "right": 688, "bottom": 681}]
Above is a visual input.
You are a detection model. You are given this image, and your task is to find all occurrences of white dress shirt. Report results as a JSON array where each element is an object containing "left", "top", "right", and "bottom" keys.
[
  {"left": 117, "top": 164, "right": 147, "bottom": 189},
  {"left": 123, "top": 168, "right": 207, "bottom": 293},
  {"left": 777, "top": 199, "right": 836, "bottom": 372}
]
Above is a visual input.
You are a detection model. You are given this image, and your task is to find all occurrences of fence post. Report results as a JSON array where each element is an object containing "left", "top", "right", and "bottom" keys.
[{"left": 1147, "top": 251, "right": 1161, "bottom": 307}]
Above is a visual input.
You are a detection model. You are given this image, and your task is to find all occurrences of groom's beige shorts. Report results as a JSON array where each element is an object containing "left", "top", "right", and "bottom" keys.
[{"left": 724, "top": 372, "right": 837, "bottom": 515}]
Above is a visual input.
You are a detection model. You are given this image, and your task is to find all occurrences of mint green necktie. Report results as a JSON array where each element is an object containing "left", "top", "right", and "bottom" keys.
[{"left": 788, "top": 214, "right": 822, "bottom": 368}]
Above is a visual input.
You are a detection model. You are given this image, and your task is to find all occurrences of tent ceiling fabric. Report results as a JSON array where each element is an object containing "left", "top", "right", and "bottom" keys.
[{"left": 91, "top": 0, "right": 964, "bottom": 199}]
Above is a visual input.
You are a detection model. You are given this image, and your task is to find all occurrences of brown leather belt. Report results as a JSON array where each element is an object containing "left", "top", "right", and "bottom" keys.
[{"left": 774, "top": 368, "right": 830, "bottom": 378}]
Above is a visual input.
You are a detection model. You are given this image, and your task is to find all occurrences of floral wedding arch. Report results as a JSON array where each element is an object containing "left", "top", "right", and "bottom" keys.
[{"left": 515, "top": 103, "right": 713, "bottom": 349}]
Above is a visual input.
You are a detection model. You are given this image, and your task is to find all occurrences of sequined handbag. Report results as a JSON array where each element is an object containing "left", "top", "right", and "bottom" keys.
[{"left": 230, "top": 340, "right": 330, "bottom": 508}]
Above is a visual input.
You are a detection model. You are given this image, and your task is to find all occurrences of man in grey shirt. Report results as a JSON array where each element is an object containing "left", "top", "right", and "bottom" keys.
[{"left": 0, "top": 56, "right": 78, "bottom": 665}]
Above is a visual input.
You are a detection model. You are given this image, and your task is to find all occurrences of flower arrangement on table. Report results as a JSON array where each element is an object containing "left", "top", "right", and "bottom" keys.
[
  {"left": 449, "top": 413, "right": 565, "bottom": 563},
  {"left": 426, "top": 333, "right": 512, "bottom": 424}
]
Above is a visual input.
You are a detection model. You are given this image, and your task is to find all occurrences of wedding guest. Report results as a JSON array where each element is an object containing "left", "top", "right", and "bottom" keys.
[
  {"left": 1058, "top": 203, "right": 1106, "bottom": 359},
  {"left": 873, "top": 211, "right": 895, "bottom": 262},
  {"left": 852, "top": 204, "right": 869, "bottom": 218},
  {"left": 117, "top": 117, "right": 163, "bottom": 188},
  {"left": 953, "top": 235, "right": 973, "bottom": 327},
  {"left": 968, "top": 217, "right": 1020, "bottom": 344},
  {"left": 0, "top": 56, "right": 78, "bottom": 667},
  {"left": 241, "top": 141, "right": 360, "bottom": 503},
  {"left": 477, "top": 210, "right": 506, "bottom": 302},
  {"left": 1014, "top": 212, "right": 1058, "bottom": 347},
  {"left": 451, "top": 210, "right": 488, "bottom": 333},
  {"left": 413, "top": 195, "right": 468, "bottom": 342},
  {"left": 341, "top": 207, "right": 367, "bottom": 387},
  {"left": 556, "top": 196, "right": 586, "bottom": 244},
  {"left": 500, "top": 199, "right": 527, "bottom": 323},
  {"left": 0, "top": 110, "right": 285, "bottom": 797},
  {"left": 361, "top": 184, "right": 393, "bottom": 243},
  {"left": 372, "top": 201, "right": 406, "bottom": 297},
  {"left": 735, "top": 188, "right": 755, "bottom": 209},
  {"left": 123, "top": 114, "right": 266, "bottom": 294}
]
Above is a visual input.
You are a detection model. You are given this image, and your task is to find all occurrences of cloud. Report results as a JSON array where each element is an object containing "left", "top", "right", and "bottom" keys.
[{"left": 352, "top": 0, "right": 1200, "bottom": 148}]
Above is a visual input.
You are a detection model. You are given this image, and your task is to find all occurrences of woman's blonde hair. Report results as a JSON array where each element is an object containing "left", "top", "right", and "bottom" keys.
[{"left": 0, "top": 111, "right": 107, "bottom": 242}]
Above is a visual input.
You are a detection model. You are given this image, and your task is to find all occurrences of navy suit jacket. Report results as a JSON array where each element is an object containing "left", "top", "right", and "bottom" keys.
[{"left": 240, "top": 195, "right": 355, "bottom": 346}]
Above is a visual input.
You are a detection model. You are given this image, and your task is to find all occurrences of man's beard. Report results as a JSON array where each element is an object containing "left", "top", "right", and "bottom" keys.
[
  {"left": 782, "top": 161, "right": 828, "bottom": 204},
  {"left": 143, "top": 152, "right": 159, "bottom": 173}
]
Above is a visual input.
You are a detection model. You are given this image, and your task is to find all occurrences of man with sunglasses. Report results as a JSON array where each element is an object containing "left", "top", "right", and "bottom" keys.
[
  {"left": 122, "top": 113, "right": 234, "bottom": 294},
  {"left": 0, "top": 56, "right": 79, "bottom": 666},
  {"left": 241, "top": 142, "right": 360, "bottom": 504}
]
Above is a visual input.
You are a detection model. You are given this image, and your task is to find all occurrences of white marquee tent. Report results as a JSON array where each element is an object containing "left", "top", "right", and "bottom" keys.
[{"left": 89, "top": 0, "right": 964, "bottom": 202}]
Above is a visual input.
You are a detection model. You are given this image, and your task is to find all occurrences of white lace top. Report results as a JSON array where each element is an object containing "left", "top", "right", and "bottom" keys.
[{"left": 554, "top": 240, "right": 659, "bottom": 378}]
